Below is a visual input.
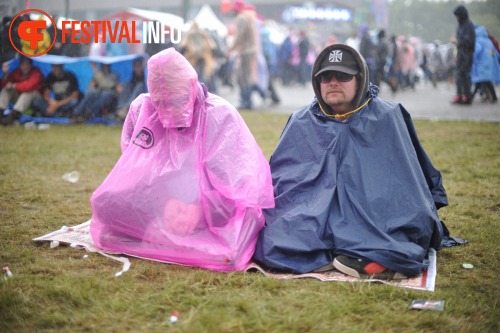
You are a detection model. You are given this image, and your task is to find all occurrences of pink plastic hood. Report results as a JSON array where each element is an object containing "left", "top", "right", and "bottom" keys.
[{"left": 147, "top": 48, "right": 198, "bottom": 128}]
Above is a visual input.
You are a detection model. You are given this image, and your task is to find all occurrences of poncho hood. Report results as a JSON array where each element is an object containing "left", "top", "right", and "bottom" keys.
[
  {"left": 147, "top": 47, "right": 199, "bottom": 128},
  {"left": 453, "top": 5, "right": 469, "bottom": 25},
  {"left": 311, "top": 43, "right": 369, "bottom": 115},
  {"left": 475, "top": 25, "right": 488, "bottom": 39}
]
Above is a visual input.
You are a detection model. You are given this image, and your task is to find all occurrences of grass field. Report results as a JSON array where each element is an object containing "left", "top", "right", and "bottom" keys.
[{"left": 0, "top": 113, "right": 498, "bottom": 332}]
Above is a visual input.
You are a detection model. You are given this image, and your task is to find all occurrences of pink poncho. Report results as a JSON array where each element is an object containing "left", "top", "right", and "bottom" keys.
[{"left": 90, "top": 48, "right": 274, "bottom": 271}]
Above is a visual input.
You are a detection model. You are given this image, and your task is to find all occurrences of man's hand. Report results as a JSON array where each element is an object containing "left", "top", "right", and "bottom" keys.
[
  {"left": 2, "top": 62, "right": 9, "bottom": 75},
  {"left": 116, "top": 83, "right": 123, "bottom": 94},
  {"left": 46, "top": 99, "right": 60, "bottom": 115}
]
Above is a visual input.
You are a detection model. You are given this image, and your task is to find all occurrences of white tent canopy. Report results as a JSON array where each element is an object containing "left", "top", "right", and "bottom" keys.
[
  {"left": 184, "top": 5, "right": 228, "bottom": 37},
  {"left": 126, "top": 7, "right": 184, "bottom": 27}
]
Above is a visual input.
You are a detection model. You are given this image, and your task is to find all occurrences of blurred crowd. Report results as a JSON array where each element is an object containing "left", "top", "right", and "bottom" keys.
[{"left": 1, "top": 2, "right": 499, "bottom": 125}]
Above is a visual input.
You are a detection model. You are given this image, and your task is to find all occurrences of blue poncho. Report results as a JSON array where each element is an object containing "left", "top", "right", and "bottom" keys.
[{"left": 254, "top": 86, "right": 448, "bottom": 277}]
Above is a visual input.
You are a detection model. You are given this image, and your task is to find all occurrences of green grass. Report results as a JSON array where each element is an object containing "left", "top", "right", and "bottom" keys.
[{"left": 0, "top": 114, "right": 498, "bottom": 333}]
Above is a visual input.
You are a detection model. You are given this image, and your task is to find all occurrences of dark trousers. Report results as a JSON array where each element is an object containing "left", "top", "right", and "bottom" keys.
[
  {"left": 74, "top": 89, "right": 117, "bottom": 118},
  {"left": 471, "top": 82, "right": 498, "bottom": 102}
]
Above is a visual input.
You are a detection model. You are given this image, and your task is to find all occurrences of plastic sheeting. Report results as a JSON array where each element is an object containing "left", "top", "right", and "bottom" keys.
[
  {"left": 90, "top": 48, "right": 274, "bottom": 271},
  {"left": 254, "top": 93, "right": 448, "bottom": 277}
]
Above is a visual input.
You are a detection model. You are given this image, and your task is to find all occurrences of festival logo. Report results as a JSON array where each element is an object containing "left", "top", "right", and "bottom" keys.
[
  {"left": 9, "top": 9, "right": 56, "bottom": 57},
  {"left": 9, "top": 8, "right": 182, "bottom": 57}
]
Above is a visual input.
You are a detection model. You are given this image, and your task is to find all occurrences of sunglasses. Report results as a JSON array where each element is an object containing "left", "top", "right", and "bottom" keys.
[{"left": 318, "top": 71, "right": 355, "bottom": 83}]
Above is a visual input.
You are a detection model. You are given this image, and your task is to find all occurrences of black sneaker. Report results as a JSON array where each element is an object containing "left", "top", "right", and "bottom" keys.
[
  {"left": 333, "top": 255, "right": 407, "bottom": 280},
  {"left": 1, "top": 110, "right": 19, "bottom": 126}
]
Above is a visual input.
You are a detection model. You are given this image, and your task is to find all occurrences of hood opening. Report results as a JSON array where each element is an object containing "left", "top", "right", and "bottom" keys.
[
  {"left": 147, "top": 48, "right": 200, "bottom": 129},
  {"left": 453, "top": 5, "right": 469, "bottom": 24},
  {"left": 311, "top": 44, "right": 369, "bottom": 116}
]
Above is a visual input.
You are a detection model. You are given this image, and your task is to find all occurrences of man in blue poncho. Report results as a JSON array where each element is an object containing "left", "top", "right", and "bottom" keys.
[{"left": 254, "top": 43, "right": 460, "bottom": 280}]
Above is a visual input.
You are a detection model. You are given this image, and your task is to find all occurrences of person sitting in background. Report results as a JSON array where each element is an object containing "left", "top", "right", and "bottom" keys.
[
  {"left": 72, "top": 62, "right": 119, "bottom": 122},
  {"left": 0, "top": 56, "right": 43, "bottom": 125},
  {"left": 31, "top": 64, "right": 80, "bottom": 117},
  {"left": 115, "top": 58, "right": 146, "bottom": 121}
]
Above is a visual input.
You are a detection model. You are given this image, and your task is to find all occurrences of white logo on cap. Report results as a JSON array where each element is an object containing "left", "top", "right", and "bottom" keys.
[{"left": 329, "top": 50, "right": 342, "bottom": 62}]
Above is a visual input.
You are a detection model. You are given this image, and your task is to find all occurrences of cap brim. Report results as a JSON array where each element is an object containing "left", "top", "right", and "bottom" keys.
[{"left": 315, "top": 66, "right": 359, "bottom": 77}]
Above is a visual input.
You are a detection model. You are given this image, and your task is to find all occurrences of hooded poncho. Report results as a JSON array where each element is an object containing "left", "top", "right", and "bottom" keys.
[
  {"left": 453, "top": 5, "right": 476, "bottom": 70},
  {"left": 90, "top": 48, "right": 274, "bottom": 271},
  {"left": 253, "top": 44, "right": 448, "bottom": 277}
]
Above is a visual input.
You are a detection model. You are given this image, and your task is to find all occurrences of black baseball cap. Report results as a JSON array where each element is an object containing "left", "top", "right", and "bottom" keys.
[{"left": 315, "top": 47, "right": 359, "bottom": 77}]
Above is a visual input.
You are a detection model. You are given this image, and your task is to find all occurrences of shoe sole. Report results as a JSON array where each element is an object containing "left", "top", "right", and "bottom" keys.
[
  {"left": 312, "top": 262, "right": 335, "bottom": 273},
  {"left": 333, "top": 258, "right": 407, "bottom": 280},
  {"left": 333, "top": 258, "right": 362, "bottom": 277}
]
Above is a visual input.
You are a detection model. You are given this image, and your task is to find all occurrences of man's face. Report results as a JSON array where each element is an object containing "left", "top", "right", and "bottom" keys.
[
  {"left": 51, "top": 65, "right": 63, "bottom": 78},
  {"left": 319, "top": 71, "right": 358, "bottom": 114},
  {"left": 133, "top": 60, "right": 143, "bottom": 75},
  {"left": 101, "top": 64, "right": 111, "bottom": 73},
  {"left": 19, "top": 60, "right": 32, "bottom": 75}
]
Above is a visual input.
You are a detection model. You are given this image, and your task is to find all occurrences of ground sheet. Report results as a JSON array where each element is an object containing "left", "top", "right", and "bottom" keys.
[{"left": 33, "top": 221, "right": 437, "bottom": 291}]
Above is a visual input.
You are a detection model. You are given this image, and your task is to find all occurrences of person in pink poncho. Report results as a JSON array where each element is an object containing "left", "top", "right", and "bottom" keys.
[{"left": 90, "top": 48, "right": 274, "bottom": 272}]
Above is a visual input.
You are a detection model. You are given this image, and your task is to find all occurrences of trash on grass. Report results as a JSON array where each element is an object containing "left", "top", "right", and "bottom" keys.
[
  {"left": 50, "top": 240, "right": 60, "bottom": 248},
  {"left": 409, "top": 300, "right": 445, "bottom": 311},
  {"left": 462, "top": 263, "right": 474, "bottom": 269},
  {"left": 169, "top": 311, "right": 179, "bottom": 323},
  {"left": 3, "top": 266, "right": 13, "bottom": 278},
  {"left": 24, "top": 122, "right": 36, "bottom": 129},
  {"left": 62, "top": 171, "right": 80, "bottom": 183}
]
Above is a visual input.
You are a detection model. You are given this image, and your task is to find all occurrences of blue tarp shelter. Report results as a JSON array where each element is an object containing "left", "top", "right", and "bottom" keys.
[{"left": 2, "top": 54, "right": 149, "bottom": 124}]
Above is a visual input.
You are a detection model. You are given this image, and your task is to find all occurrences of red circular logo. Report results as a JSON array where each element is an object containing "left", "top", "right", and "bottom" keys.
[{"left": 8, "top": 9, "right": 57, "bottom": 57}]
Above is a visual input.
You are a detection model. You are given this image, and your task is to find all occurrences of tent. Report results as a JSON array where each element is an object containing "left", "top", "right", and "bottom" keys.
[
  {"left": 184, "top": 5, "right": 228, "bottom": 37},
  {"left": 103, "top": 7, "right": 184, "bottom": 28},
  {"left": 2, "top": 54, "right": 148, "bottom": 125},
  {"left": 15, "top": 54, "right": 148, "bottom": 94}
]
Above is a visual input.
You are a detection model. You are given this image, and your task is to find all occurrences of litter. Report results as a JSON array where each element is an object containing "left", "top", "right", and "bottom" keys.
[
  {"left": 62, "top": 171, "right": 80, "bottom": 183},
  {"left": 462, "top": 263, "right": 474, "bottom": 269},
  {"left": 37, "top": 123, "right": 50, "bottom": 130},
  {"left": 3, "top": 266, "right": 13, "bottom": 278},
  {"left": 169, "top": 311, "right": 179, "bottom": 323},
  {"left": 24, "top": 122, "right": 36, "bottom": 129},
  {"left": 409, "top": 300, "right": 445, "bottom": 311}
]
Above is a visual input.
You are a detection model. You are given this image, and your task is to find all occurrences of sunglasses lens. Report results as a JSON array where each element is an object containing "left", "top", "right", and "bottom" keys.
[
  {"left": 319, "top": 72, "right": 354, "bottom": 83},
  {"left": 336, "top": 72, "right": 354, "bottom": 82},
  {"left": 320, "top": 72, "right": 333, "bottom": 83}
]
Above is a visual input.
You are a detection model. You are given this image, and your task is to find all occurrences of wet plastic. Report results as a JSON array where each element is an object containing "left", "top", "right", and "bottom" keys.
[
  {"left": 62, "top": 171, "right": 80, "bottom": 183},
  {"left": 90, "top": 48, "right": 274, "bottom": 271}
]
